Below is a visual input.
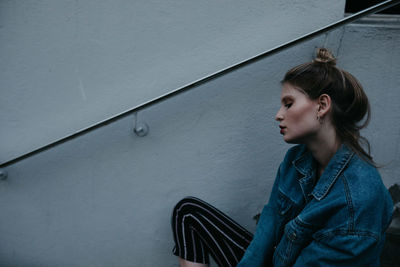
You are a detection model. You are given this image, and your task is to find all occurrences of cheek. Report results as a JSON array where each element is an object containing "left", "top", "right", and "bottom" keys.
[{"left": 289, "top": 105, "right": 317, "bottom": 128}]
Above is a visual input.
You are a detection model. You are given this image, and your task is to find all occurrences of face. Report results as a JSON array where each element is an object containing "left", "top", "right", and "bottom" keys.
[{"left": 275, "top": 83, "right": 320, "bottom": 144}]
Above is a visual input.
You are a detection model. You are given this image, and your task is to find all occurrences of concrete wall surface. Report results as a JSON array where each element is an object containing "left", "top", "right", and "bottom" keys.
[
  {"left": 1, "top": 1, "right": 400, "bottom": 267},
  {"left": 0, "top": 0, "right": 346, "bottom": 162}
]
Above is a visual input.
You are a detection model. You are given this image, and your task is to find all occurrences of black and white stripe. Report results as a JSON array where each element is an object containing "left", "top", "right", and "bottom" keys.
[{"left": 171, "top": 196, "right": 253, "bottom": 267}]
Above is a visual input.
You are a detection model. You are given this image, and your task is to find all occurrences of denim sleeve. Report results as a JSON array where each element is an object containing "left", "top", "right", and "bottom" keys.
[
  {"left": 237, "top": 166, "right": 282, "bottom": 267},
  {"left": 292, "top": 232, "right": 383, "bottom": 266}
]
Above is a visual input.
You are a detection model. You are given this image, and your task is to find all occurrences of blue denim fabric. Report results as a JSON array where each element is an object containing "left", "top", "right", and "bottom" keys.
[{"left": 237, "top": 144, "right": 393, "bottom": 267}]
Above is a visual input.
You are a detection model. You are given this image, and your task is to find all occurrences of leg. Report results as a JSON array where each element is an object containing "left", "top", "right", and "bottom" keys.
[{"left": 171, "top": 196, "right": 253, "bottom": 267}]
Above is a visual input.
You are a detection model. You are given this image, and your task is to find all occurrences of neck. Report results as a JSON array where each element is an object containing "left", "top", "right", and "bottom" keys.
[{"left": 305, "top": 125, "right": 341, "bottom": 176}]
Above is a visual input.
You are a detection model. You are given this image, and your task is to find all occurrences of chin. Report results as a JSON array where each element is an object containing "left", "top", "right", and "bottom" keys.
[
  {"left": 283, "top": 137, "right": 294, "bottom": 144},
  {"left": 283, "top": 136, "right": 301, "bottom": 144}
]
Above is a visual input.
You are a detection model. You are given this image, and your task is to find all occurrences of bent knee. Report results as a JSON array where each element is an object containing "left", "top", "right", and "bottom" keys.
[
  {"left": 171, "top": 196, "right": 200, "bottom": 228},
  {"left": 173, "top": 196, "right": 199, "bottom": 212}
]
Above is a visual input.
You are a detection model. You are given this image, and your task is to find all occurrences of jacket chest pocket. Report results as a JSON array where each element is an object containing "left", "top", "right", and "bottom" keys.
[{"left": 277, "top": 190, "right": 294, "bottom": 217}]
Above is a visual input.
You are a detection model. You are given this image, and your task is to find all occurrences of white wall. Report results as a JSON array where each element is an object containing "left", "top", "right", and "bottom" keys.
[
  {"left": 4, "top": 1, "right": 399, "bottom": 267},
  {"left": 0, "top": 0, "right": 345, "bottom": 162}
]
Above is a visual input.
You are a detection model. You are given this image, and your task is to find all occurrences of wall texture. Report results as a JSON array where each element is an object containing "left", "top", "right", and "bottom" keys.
[
  {"left": 0, "top": 0, "right": 345, "bottom": 162},
  {"left": 1, "top": 1, "right": 399, "bottom": 267}
]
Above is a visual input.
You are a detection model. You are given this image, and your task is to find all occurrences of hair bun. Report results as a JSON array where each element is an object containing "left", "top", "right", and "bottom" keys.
[{"left": 313, "top": 48, "right": 336, "bottom": 66}]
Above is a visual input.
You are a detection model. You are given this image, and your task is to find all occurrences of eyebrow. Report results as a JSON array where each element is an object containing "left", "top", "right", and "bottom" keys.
[{"left": 281, "top": 95, "right": 294, "bottom": 103}]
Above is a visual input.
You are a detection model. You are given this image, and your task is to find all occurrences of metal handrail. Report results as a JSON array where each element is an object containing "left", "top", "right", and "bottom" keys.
[{"left": 1, "top": 0, "right": 400, "bottom": 168}]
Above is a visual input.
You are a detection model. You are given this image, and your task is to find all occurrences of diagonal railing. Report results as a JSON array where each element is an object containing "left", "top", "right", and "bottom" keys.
[{"left": 1, "top": 0, "right": 400, "bottom": 168}]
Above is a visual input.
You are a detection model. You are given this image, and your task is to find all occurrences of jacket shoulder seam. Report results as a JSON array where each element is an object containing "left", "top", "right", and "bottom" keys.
[{"left": 341, "top": 174, "right": 355, "bottom": 231}]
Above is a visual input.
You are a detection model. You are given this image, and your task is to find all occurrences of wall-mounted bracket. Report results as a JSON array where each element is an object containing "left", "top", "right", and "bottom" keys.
[{"left": 133, "top": 112, "right": 149, "bottom": 137}]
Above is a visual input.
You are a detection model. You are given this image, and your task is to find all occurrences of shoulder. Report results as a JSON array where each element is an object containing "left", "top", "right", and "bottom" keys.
[
  {"left": 344, "top": 153, "right": 380, "bottom": 180},
  {"left": 299, "top": 150, "right": 392, "bottom": 233},
  {"left": 339, "top": 153, "right": 393, "bottom": 232},
  {"left": 342, "top": 153, "right": 385, "bottom": 199}
]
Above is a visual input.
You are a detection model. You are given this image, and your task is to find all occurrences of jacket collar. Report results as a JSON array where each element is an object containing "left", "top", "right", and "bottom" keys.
[{"left": 292, "top": 144, "right": 354, "bottom": 201}]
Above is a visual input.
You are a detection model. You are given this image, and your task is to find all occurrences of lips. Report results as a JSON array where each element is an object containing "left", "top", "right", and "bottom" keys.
[{"left": 279, "top": 126, "right": 286, "bottom": 134}]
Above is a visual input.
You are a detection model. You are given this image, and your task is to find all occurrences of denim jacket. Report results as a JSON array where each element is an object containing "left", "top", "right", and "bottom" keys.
[{"left": 237, "top": 144, "right": 393, "bottom": 267}]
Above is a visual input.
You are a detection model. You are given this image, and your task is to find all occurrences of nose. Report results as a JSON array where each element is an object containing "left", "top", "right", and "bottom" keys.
[{"left": 275, "top": 107, "right": 284, "bottom": 122}]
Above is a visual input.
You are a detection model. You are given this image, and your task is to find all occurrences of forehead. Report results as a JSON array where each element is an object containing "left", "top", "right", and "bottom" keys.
[{"left": 280, "top": 83, "right": 307, "bottom": 101}]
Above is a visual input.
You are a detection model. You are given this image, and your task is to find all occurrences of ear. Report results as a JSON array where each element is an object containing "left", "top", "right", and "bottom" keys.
[{"left": 317, "top": 94, "right": 332, "bottom": 118}]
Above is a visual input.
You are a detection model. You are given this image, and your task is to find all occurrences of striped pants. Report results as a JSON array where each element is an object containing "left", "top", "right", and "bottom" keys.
[{"left": 171, "top": 196, "right": 253, "bottom": 267}]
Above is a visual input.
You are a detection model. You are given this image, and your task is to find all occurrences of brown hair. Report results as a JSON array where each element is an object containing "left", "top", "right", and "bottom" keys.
[{"left": 282, "top": 48, "right": 374, "bottom": 165}]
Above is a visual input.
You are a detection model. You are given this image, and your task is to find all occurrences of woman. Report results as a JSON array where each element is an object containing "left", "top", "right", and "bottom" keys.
[{"left": 171, "top": 48, "right": 393, "bottom": 267}]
